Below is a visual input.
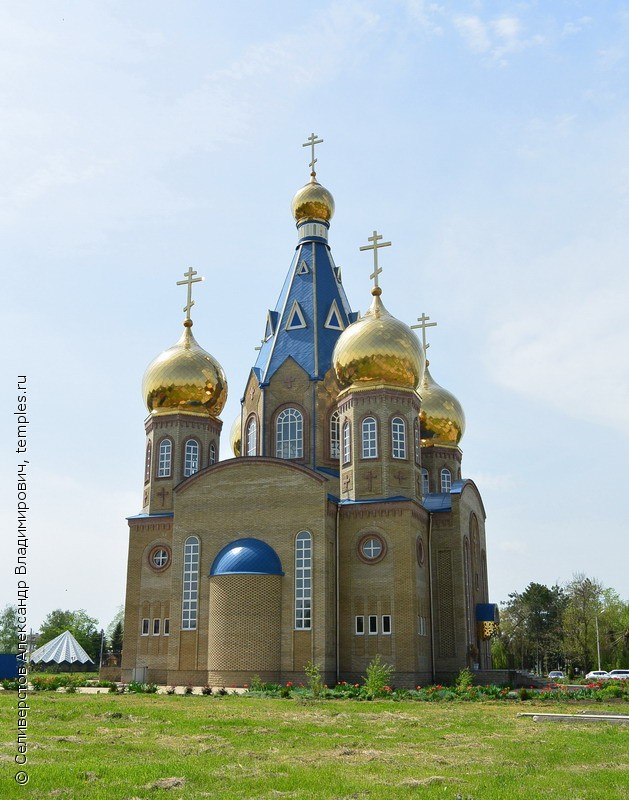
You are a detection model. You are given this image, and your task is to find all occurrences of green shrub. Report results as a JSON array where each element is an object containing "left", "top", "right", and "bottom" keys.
[
  {"left": 455, "top": 667, "right": 473, "bottom": 690},
  {"left": 304, "top": 661, "right": 323, "bottom": 698},
  {"left": 362, "top": 654, "right": 393, "bottom": 697}
]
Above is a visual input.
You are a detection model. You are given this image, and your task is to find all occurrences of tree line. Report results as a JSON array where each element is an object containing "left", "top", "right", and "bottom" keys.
[{"left": 492, "top": 573, "right": 629, "bottom": 675}]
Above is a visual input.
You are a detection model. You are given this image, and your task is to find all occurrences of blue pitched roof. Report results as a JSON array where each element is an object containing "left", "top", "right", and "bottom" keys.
[
  {"left": 210, "top": 538, "right": 284, "bottom": 576},
  {"left": 253, "top": 228, "right": 354, "bottom": 383}
]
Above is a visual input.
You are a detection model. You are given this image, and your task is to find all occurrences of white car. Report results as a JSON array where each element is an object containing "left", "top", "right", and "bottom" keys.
[
  {"left": 585, "top": 670, "right": 610, "bottom": 681},
  {"left": 608, "top": 669, "right": 629, "bottom": 680},
  {"left": 548, "top": 671, "right": 565, "bottom": 680}
]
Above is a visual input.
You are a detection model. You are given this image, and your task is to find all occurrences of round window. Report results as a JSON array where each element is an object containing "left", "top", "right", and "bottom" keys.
[
  {"left": 416, "top": 536, "right": 425, "bottom": 566},
  {"left": 149, "top": 546, "right": 171, "bottom": 570},
  {"left": 358, "top": 534, "right": 386, "bottom": 563}
]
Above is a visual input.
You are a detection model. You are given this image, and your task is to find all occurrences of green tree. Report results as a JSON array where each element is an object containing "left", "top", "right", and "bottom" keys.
[
  {"left": 598, "top": 589, "right": 629, "bottom": 669},
  {"left": 499, "top": 583, "right": 566, "bottom": 672},
  {"left": 106, "top": 606, "right": 124, "bottom": 652},
  {"left": 38, "top": 609, "right": 101, "bottom": 662},
  {"left": 0, "top": 605, "right": 19, "bottom": 653},
  {"left": 562, "top": 574, "right": 603, "bottom": 674}
]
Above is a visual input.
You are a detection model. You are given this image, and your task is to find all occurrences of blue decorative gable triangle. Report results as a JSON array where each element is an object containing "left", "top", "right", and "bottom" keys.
[
  {"left": 324, "top": 300, "right": 344, "bottom": 331},
  {"left": 264, "top": 310, "right": 279, "bottom": 340},
  {"left": 285, "top": 300, "right": 307, "bottom": 330},
  {"left": 296, "top": 259, "right": 309, "bottom": 275}
]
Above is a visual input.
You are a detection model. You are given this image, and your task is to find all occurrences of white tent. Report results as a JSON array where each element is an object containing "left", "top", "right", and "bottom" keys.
[{"left": 29, "top": 630, "right": 94, "bottom": 667}]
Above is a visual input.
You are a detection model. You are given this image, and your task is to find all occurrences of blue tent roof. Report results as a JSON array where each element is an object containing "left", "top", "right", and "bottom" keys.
[{"left": 210, "top": 538, "right": 284, "bottom": 576}]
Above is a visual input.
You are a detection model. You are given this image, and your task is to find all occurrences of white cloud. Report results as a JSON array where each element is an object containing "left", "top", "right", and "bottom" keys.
[{"left": 453, "top": 15, "right": 490, "bottom": 53}]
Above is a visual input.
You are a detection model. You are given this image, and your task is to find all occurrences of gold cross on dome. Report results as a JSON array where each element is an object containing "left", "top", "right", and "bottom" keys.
[
  {"left": 302, "top": 132, "right": 323, "bottom": 176},
  {"left": 360, "top": 230, "right": 391, "bottom": 290},
  {"left": 176, "top": 267, "right": 204, "bottom": 322},
  {"left": 411, "top": 312, "right": 438, "bottom": 352}
]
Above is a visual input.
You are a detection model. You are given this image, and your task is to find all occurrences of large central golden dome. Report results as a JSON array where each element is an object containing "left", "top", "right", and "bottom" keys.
[
  {"left": 143, "top": 322, "right": 227, "bottom": 417},
  {"left": 291, "top": 176, "right": 335, "bottom": 223},
  {"left": 333, "top": 289, "right": 425, "bottom": 391},
  {"left": 419, "top": 364, "right": 465, "bottom": 447}
]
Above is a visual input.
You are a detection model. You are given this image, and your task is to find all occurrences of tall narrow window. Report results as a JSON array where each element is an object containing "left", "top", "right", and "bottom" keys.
[
  {"left": 361, "top": 417, "right": 377, "bottom": 459},
  {"left": 158, "top": 439, "right": 172, "bottom": 477},
  {"left": 330, "top": 410, "right": 340, "bottom": 460},
  {"left": 342, "top": 420, "right": 351, "bottom": 464},
  {"left": 152, "top": 618, "right": 160, "bottom": 636},
  {"left": 276, "top": 408, "right": 303, "bottom": 459},
  {"left": 355, "top": 616, "right": 365, "bottom": 635},
  {"left": 209, "top": 442, "right": 216, "bottom": 465},
  {"left": 295, "top": 531, "right": 312, "bottom": 630},
  {"left": 414, "top": 420, "right": 420, "bottom": 464},
  {"left": 184, "top": 439, "right": 199, "bottom": 477},
  {"left": 368, "top": 615, "right": 378, "bottom": 635},
  {"left": 441, "top": 468, "right": 452, "bottom": 492},
  {"left": 144, "top": 442, "right": 152, "bottom": 484},
  {"left": 391, "top": 417, "right": 406, "bottom": 459},
  {"left": 382, "top": 615, "right": 392, "bottom": 635},
  {"left": 182, "top": 536, "right": 199, "bottom": 630},
  {"left": 421, "top": 468, "right": 430, "bottom": 495},
  {"left": 246, "top": 416, "right": 257, "bottom": 456}
]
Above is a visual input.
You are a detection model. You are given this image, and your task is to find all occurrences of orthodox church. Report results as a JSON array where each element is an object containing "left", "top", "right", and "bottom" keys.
[{"left": 121, "top": 137, "right": 498, "bottom": 687}]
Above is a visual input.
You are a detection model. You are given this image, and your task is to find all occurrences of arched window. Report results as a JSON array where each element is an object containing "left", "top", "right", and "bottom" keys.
[
  {"left": 361, "top": 417, "right": 377, "bottom": 459},
  {"left": 330, "top": 410, "right": 340, "bottom": 460},
  {"left": 440, "top": 468, "right": 451, "bottom": 492},
  {"left": 144, "top": 441, "right": 152, "bottom": 484},
  {"left": 209, "top": 442, "right": 216, "bottom": 465},
  {"left": 246, "top": 416, "right": 257, "bottom": 457},
  {"left": 421, "top": 468, "right": 430, "bottom": 495},
  {"left": 182, "top": 536, "right": 199, "bottom": 630},
  {"left": 342, "top": 420, "right": 351, "bottom": 464},
  {"left": 184, "top": 439, "right": 199, "bottom": 477},
  {"left": 391, "top": 417, "right": 406, "bottom": 459},
  {"left": 276, "top": 408, "right": 303, "bottom": 458},
  {"left": 295, "top": 531, "right": 312, "bottom": 630},
  {"left": 157, "top": 439, "right": 172, "bottom": 477},
  {"left": 414, "top": 419, "right": 420, "bottom": 464}
]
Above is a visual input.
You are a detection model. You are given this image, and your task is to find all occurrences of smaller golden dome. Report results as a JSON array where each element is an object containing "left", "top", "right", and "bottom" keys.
[
  {"left": 419, "top": 364, "right": 465, "bottom": 447},
  {"left": 143, "top": 323, "right": 227, "bottom": 417},
  {"left": 333, "top": 290, "right": 425, "bottom": 391},
  {"left": 291, "top": 177, "right": 335, "bottom": 223},
  {"left": 230, "top": 415, "right": 242, "bottom": 457}
]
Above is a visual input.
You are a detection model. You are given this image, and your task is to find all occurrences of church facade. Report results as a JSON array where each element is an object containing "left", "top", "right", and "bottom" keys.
[{"left": 121, "top": 140, "right": 497, "bottom": 687}]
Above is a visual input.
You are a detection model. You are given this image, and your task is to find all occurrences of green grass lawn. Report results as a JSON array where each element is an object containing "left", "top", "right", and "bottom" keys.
[{"left": 1, "top": 693, "right": 627, "bottom": 799}]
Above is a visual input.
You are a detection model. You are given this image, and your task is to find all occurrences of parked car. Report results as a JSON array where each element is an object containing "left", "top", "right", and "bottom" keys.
[
  {"left": 548, "top": 671, "right": 565, "bottom": 680},
  {"left": 608, "top": 669, "right": 629, "bottom": 680},
  {"left": 585, "top": 670, "right": 610, "bottom": 681}
]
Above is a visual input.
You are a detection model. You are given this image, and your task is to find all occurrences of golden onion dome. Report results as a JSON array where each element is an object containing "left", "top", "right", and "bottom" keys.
[
  {"left": 333, "top": 289, "right": 425, "bottom": 391},
  {"left": 291, "top": 176, "right": 335, "bottom": 223},
  {"left": 230, "top": 415, "right": 242, "bottom": 457},
  {"left": 143, "top": 321, "right": 228, "bottom": 417},
  {"left": 419, "top": 364, "right": 465, "bottom": 447}
]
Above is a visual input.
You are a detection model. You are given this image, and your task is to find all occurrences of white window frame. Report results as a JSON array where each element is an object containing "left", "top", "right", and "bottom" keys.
[
  {"left": 392, "top": 417, "right": 406, "bottom": 459},
  {"left": 361, "top": 417, "right": 377, "bottom": 459},
  {"left": 151, "top": 548, "right": 169, "bottom": 569},
  {"left": 330, "top": 410, "right": 340, "bottom": 460},
  {"left": 157, "top": 439, "right": 172, "bottom": 477},
  {"left": 144, "top": 442, "right": 152, "bottom": 484},
  {"left": 368, "top": 615, "right": 378, "bottom": 635},
  {"left": 355, "top": 615, "right": 365, "bottom": 635},
  {"left": 209, "top": 442, "right": 216, "bottom": 465},
  {"left": 414, "top": 420, "right": 420, "bottom": 464},
  {"left": 276, "top": 408, "right": 303, "bottom": 459},
  {"left": 421, "top": 468, "right": 430, "bottom": 495},
  {"left": 182, "top": 536, "right": 200, "bottom": 630},
  {"left": 246, "top": 416, "right": 257, "bottom": 457},
  {"left": 295, "top": 531, "right": 312, "bottom": 630},
  {"left": 141, "top": 618, "right": 149, "bottom": 636},
  {"left": 184, "top": 439, "right": 199, "bottom": 477},
  {"left": 382, "top": 615, "right": 392, "bottom": 635},
  {"left": 441, "top": 468, "right": 452, "bottom": 492},
  {"left": 342, "top": 420, "right": 351, "bottom": 465},
  {"left": 152, "top": 618, "right": 160, "bottom": 636},
  {"left": 163, "top": 618, "right": 170, "bottom": 636}
]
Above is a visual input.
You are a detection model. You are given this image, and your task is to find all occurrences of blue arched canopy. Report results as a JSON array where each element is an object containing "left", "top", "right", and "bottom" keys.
[{"left": 210, "top": 538, "right": 284, "bottom": 576}]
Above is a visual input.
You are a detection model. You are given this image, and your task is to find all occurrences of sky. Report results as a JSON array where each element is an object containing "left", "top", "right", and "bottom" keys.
[{"left": 1, "top": 0, "right": 628, "bottom": 633}]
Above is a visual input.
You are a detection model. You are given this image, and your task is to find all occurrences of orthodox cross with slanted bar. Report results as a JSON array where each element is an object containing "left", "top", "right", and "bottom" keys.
[
  {"left": 302, "top": 132, "right": 323, "bottom": 177},
  {"left": 360, "top": 230, "right": 391, "bottom": 291},
  {"left": 411, "top": 312, "right": 437, "bottom": 352},
  {"left": 176, "top": 267, "right": 204, "bottom": 322}
]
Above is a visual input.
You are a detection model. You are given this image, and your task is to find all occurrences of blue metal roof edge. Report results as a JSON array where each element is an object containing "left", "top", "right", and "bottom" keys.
[
  {"left": 317, "top": 466, "right": 339, "bottom": 478},
  {"left": 127, "top": 512, "right": 174, "bottom": 520},
  {"left": 338, "top": 495, "right": 412, "bottom": 506},
  {"left": 422, "top": 493, "right": 453, "bottom": 512}
]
